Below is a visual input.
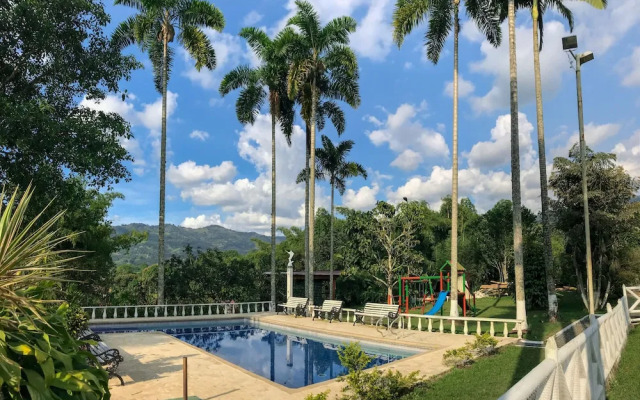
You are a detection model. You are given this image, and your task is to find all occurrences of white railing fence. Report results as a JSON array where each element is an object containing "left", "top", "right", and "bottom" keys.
[
  {"left": 499, "top": 289, "right": 633, "bottom": 400},
  {"left": 337, "top": 308, "right": 523, "bottom": 338},
  {"left": 83, "top": 301, "right": 274, "bottom": 321},
  {"left": 624, "top": 284, "right": 640, "bottom": 325}
]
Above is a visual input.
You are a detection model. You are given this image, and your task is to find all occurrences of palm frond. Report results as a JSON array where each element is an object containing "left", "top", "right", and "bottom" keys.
[
  {"left": 318, "top": 16, "right": 357, "bottom": 49},
  {"left": 236, "top": 84, "right": 267, "bottom": 125},
  {"left": 240, "top": 27, "right": 272, "bottom": 60},
  {"left": 425, "top": 0, "right": 453, "bottom": 64},
  {"left": 318, "top": 101, "right": 346, "bottom": 134},
  {"left": 178, "top": 0, "right": 225, "bottom": 31},
  {"left": 179, "top": 25, "right": 216, "bottom": 70},
  {"left": 392, "top": 0, "right": 431, "bottom": 47},
  {"left": 219, "top": 65, "right": 256, "bottom": 96},
  {"left": 113, "top": 0, "right": 147, "bottom": 11},
  {"left": 111, "top": 15, "right": 152, "bottom": 50},
  {"left": 465, "top": 0, "right": 502, "bottom": 47},
  {"left": 148, "top": 38, "right": 174, "bottom": 93},
  {"left": 288, "top": 0, "right": 321, "bottom": 44}
]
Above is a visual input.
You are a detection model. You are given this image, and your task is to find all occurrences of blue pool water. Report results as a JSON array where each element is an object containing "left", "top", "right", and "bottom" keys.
[{"left": 93, "top": 320, "right": 417, "bottom": 388}]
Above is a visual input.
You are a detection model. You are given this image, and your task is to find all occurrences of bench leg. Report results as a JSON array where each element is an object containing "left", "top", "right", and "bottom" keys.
[{"left": 111, "top": 371, "right": 125, "bottom": 386}]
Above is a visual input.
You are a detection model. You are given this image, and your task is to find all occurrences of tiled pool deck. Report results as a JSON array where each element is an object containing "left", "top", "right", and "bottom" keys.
[{"left": 103, "top": 313, "right": 517, "bottom": 399}]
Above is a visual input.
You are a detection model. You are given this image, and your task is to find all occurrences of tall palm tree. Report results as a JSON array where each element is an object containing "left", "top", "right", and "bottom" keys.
[
  {"left": 112, "top": 0, "right": 224, "bottom": 305},
  {"left": 315, "top": 135, "right": 367, "bottom": 299},
  {"left": 393, "top": 0, "right": 501, "bottom": 314},
  {"left": 504, "top": 0, "right": 528, "bottom": 330},
  {"left": 219, "top": 27, "right": 295, "bottom": 308},
  {"left": 287, "top": 0, "right": 360, "bottom": 304}
]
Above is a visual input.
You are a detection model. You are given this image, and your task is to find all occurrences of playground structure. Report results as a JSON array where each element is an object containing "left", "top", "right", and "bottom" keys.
[{"left": 397, "top": 261, "right": 476, "bottom": 316}]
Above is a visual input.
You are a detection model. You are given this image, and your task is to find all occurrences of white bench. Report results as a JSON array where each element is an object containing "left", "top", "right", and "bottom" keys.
[
  {"left": 277, "top": 297, "right": 309, "bottom": 317},
  {"left": 313, "top": 300, "right": 343, "bottom": 322},
  {"left": 353, "top": 303, "right": 400, "bottom": 329}
]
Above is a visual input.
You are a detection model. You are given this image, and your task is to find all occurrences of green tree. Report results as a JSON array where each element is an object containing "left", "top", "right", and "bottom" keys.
[
  {"left": 112, "top": 0, "right": 225, "bottom": 305},
  {"left": 286, "top": 0, "right": 361, "bottom": 304},
  {"left": 220, "top": 26, "right": 295, "bottom": 308},
  {"left": 314, "top": 135, "right": 367, "bottom": 299},
  {"left": 392, "top": 0, "right": 501, "bottom": 316},
  {"left": 550, "top": 146, "right": 640, "bottom": 310}
]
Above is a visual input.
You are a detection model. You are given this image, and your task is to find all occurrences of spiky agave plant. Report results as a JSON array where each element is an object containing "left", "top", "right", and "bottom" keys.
[{"left": 0, "top": 185, "right": 79, "bottom": 327}]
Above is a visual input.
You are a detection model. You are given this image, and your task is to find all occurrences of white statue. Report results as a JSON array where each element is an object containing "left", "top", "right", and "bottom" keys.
[{"left": 287, "top": 250, "right": 294, "bottom": 267}]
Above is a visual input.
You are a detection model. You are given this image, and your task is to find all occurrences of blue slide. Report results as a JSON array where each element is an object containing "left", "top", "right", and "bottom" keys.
[{"left": 424, "top": 291, "right": 449, "bottom": 315}]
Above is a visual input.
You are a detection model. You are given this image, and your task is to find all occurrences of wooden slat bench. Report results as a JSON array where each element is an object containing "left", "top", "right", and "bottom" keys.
[
  {"left": 312, "top": 300, "right": 343, "bottom": 323},
  {"left": 277, "top": 297, "right": 309, "bottom": 317},
  {"left": 78, "top": 328, "right": 125, "bottom": 386},
  {"left": 353, "top": 303, "right": 400, "bottom": 329}
]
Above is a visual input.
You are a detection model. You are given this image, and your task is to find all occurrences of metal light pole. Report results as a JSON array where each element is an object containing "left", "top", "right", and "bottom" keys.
[{"left": 563, "top": 35, "right": 595, "bottom": 314}]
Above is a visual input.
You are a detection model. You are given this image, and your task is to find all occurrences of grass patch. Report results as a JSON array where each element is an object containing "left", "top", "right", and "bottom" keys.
[
  {"left": 404, "top": 290, "right": 587, "bottom": 340},
  {"left": 607, "top": 326, "right": 640, "bottom": 400},
  {"left": 400, "top": 346, "right": 544, "bottom": 400}
]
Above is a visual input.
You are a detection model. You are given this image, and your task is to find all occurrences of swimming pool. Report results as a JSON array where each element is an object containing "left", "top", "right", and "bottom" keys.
[{"left": 92, "top": 319, "right": 418, "bottom": 389}]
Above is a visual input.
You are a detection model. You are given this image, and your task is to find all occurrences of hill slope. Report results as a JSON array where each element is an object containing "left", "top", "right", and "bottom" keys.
[{"left": 113, "top": 223, "right": 275, "bottom": 266}]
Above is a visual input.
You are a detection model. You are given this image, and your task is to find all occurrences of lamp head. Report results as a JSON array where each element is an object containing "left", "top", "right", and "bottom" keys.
[
  {"left": 579, "top": 51, "right": 594, "bottom": 64},
  {"left": 562, "top": 35, "right": 578, "bottom": 50}
]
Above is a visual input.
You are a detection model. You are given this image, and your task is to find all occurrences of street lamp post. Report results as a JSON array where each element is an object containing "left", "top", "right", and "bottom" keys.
[{"left": 562, "top": 35, "right": 595, "bottom": 314}]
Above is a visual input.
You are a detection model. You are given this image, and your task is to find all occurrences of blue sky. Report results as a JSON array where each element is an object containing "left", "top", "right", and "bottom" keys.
[{"left": 84, "top": 0, "right": 640, "bottom": 234}]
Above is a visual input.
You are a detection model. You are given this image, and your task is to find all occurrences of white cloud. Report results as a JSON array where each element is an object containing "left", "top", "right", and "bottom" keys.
[
  {"left": 404, "top": 62, "right": 413, "bottom": 70},
  {"left": 366, "top": 102, "right": 449, "bottom": 170},
  {"left": 617, "top": 47, "right": 640, "bottom": 87},
  {"left": 136, "top": 91, "right": 179, "bottom": 131},
  {"left": 391, "top": 149, "right": 423, "bottom": 171},
  {"left": 177, "top": 113, "right": 331, "bottom": 233},
  {"left": 243, "top": 10, "right": 263, "bottom": 26},
  {"left": 444, "top": 75, "right": 475, "bottom": 98},
  {"left": 181, "top": 213, "right": 225, "bottom": 229},
  {"left": 551, "top": 123, "right": 621, "bottom": 158},
  {"left": 611, "top": 130, "right": 640, "bottom": 179},
  {"left": 465, "top": 112, "right": 536, "bottom": 170},
  {"left": 342, "top": 184, "right": 379, "bottom": 210},
  {"left": 167, "top": 160, "right": 237, "bottom": 188},
  {"left": 189, "top": 130, "right": 210, "bottom": 141}
]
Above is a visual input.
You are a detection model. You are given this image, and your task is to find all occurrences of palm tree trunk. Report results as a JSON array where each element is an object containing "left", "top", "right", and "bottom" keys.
[
  {"left": 532, "top": 1, "right": 557, "bottom": 322},
  {"left": 270, "top": 107, "right": 277, "bottom": 307},
  {"left": 304, "top": 124, "right": 310, "bottom": 299},
  {"left": 308, "top": 83, "right": 317, "bottom": 306},
  {"left": 157, "top": 34, "right": 168, "bottom": 305},
  {"left": 449, "top": 2, "right": 460, "bottom": 317},
  {"left": 508, "top": 0, "right": 528, "bottom": 330},
  {"left": 329, "top": 182, "right": 335, "bottom": 300}
]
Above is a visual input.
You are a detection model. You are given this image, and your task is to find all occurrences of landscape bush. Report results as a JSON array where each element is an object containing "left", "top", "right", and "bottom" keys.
[
  {"left": 442, "top": 346, "right": 474, "bottom": 368},
  {"left": 469, "top": 333, "right": 499, "bottom": 357}
]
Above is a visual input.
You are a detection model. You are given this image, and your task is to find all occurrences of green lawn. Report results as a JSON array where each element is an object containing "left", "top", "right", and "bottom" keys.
[
  {"left": 405, "top": 290, "right": 587, "bottom": 340},
  {"left": 400, "top": 346, "right": 545, "bottom": 400},
  {"left": 397, "top": 291, "right": 590, "bottom": 400},
  {"left": 606, "top": 326, "right": 640, "bottom": 400}
]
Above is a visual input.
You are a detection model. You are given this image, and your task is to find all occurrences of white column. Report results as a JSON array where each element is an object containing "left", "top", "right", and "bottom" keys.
[{"left": 287, "top": 264, "right": 293, "bottom": 300}]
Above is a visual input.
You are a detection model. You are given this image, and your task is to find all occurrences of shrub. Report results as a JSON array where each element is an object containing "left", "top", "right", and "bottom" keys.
[
  {"left": 443, "top": 346, "right": 474, "bottom": 368},
  {"left": 305, "top": 391, "right": 330, "bottom": 400},
  {"left": 337, "top": 342, "right": 423, "bottom": 400},
  {"left": 469, "top": 333, "right": 499, "bottom": 357},
  {"left": 65, "top": 304, "right": 89, "bottom": 337}
]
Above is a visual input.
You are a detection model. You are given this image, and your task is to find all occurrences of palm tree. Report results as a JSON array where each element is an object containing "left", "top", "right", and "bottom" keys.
[
  {"left": 393, "top": 0, "right": 501, "bottom": 314},
  {"left": 219, "top": 27, "right": 295, "bottom": 308},
  {"left": 112, "top": 0, "right": 225, "bottom": 305},
  {"left": 286, "top": 0, "right": 360, "bottom": 304},
  {"left": 503, "top": 0, "right": 528, "bottom": 330},
  {"left": 523, "top": 0, "right": 606, "bottom": 321},
  {"left": 315, "top": 135, "right": 367, "bottom": 299}
]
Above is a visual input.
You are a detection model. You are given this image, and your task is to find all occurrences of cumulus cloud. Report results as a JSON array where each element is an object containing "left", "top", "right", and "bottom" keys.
[
  {"left": 366, "top": 102, "right": 449, "bottom": 171},
  {"left": 178, "top": 113, "right": 331, "bottom": 233},
  {"left": 617, "top": 47, "right": 640, "bottom": 87},
  {"left": 189, "top": 130, "right": 210, "bottom": 141},
  {"left": 342, "top": 184, "right": 379, "bottom": 210},
  {"left": 443, "top": 75, "right": 475, "bottom": 98},
  {"left": 181, "top": 213, "right": 225, "bottom": 229},
  {"left": 167, "top": 160, "right": 237, "bottom": 188},
  {"left": 465, "top": 112, "right": 536, "bottom": 170},
  {"left": 611, "top": 130, "right": 640, "bottom": 179},
  {"left": 551, "top": 123, "right": 621, "bottom": 159},
  {"left": 243, "top": 10, "right": 263, "bottom": 26}
]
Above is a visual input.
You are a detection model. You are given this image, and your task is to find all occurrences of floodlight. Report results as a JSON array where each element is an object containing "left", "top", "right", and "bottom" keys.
[
  {"left": 562, "top": 35, "right": 578, "bottom": 50},
  {"left": 579, "top": 51, "right": 594, "bottom": 64}
]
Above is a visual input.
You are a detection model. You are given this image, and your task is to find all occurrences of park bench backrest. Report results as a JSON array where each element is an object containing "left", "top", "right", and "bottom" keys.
[
  {"left": 283, "top": 297, "right": 308, "bottom": 308},
  {"left": 361, "top": 303, "right": 399, "bottom": 317},
  {"left": 318, "top": 300, "right": 343, "bottom": 312}
]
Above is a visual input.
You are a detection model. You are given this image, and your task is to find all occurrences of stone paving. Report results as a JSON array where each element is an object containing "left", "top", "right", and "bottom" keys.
[{"left": 104, "top": 314, "right": 516, "bottom": 399}]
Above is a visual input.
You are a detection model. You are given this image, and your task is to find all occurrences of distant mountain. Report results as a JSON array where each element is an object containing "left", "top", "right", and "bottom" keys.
[{"left": 113, "top": 223, "right": 278, "bottom": 266}]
